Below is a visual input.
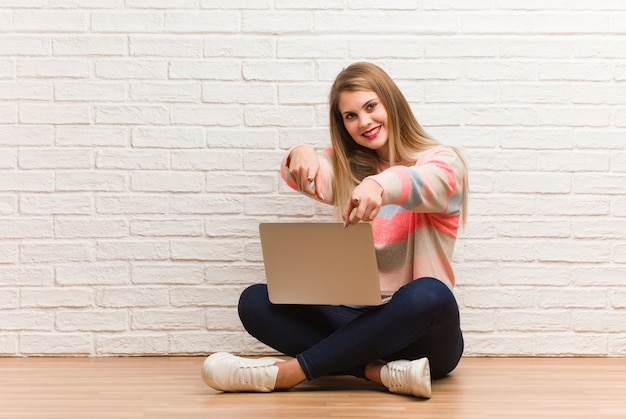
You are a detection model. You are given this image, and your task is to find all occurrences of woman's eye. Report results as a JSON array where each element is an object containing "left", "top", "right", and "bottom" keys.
[{"left": 367, "top": 103, "right": 377, "bottom": 110}]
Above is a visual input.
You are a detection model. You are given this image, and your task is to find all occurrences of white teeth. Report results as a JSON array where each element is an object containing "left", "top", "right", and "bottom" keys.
[{"left": 363, "top": 126, "right": 380, "bottom": 138}]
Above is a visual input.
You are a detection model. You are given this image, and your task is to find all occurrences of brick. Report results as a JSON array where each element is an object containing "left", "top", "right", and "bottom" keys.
[
  {"left": 0, "top": 312, "right": 54, "bottom": 331},
  {"left": 170, "top": 105, "right": 242, "bottom": 126},
  {"left": 207, "top": 129, "right": 278, "bottom": 149},
  {"left": 203, "top": 36, "right": 273, "bottom": 58},
  {"left": 536, "top": 196, "right": 610, "bottom": 216},
  {"left": 132, "top": 127, "right": 204, "bottom": 148},
  {"left": 535, "top": 240, "right": 610, "bottom": 263},
  {"left": 0, "top": 334, "right": 17, "bottom": 355},
  {"left": 97, "top": 287, "right": 169, "bottom": 308},
  {"left": 20, "top": 241, "right": 95, "bottom": 263},
  {"left": 204, "top": 264, "right": 265, "bottom": 285},
  {"left": 242, "top": 11, "right": 312, "bottom": 33},
  {"left": 0, "top": 218, "right": 52, "bottom": 239},
  {"left": 19, "top": 104, "right": 90, "bottom": 124},
  {"left": 0, "top": 149, "right": 16, "bottom": 168},
  {"left": 168, "top": 194, "right": 243, "bottom": 215},
  {"left": 53, "top": 35, "right": 127, "bottom": 56},
  {"left": 0, "top": 103, "right": 17, "bottom": 123},
  {"left": 56, "top": 170, "right": 127, "bottom": 192},
  {"left": 20, "top": 288, "right": 93, "bottom": 308},
  {"left": 130, "top": 218, "right": 203, "bottom": 237},
  {"left": 96, "top": 334, "right": 168, "bottom": 356},
  {"left": 131, "top": 171, "right": 204, "bottom": 192},
  {"left": 55, "top": 217, "right": 128, "bottom": 239},
  {"left": 49, "top": 0, "right": 122, "bottom": 7},
  {"left": 129, "top": 36, "right": 203, "bottom": 57},
  {"left": 496, "top": 172, "right": 571, "bottom": 193},
  {"left": 573, "top": 310, "right": 626, "bottom": 332},
  {"left": 96, "top": 59, "right": 169, "bottom": 79},
  {"left": 171, "top": 150, "right": 242, "bottom": 171},
  {"left": 91, "top": 12, "right": 163, "bottom": 33},
  {"left": 464, "top": 106, "right": 537, "bottom": 126},
  {"left": 0, "top": 195, "right": 16, "bottom": 215},
  {"left": 130, "top": 81, "right": 200, "bottom": 103},
  {"left": 533, "top": 334, "right": 608, "bottom": 356},
  {"left": 20, "top": 193, "right": 92, "bottom": 215},
  {"left": 277, "top": 37, "right": 348, "bottom": 59},
  {"left": 56, "top": 126, "right": 128, "bottom": 147},
  {"left": 0, "top": 289, "right": 18, "bottom": 309},
  {"left": 537, "top": 150, "right": 609, "bottom": 171},
  {"left": 95, "top": 105, "right": 168, "bottom": 125},
  {"left": 132, "top": 264, "right": 204, "bottom": 285},
  {"left": 165, "top": 11, "right": 239, "bottom": 33},
  {"left": 13, "top": 10, "right": 87, "bottom": 32},
  {"left": 55, "top": 81, "right": 126, "bottom": 101},
  {"left": 170, "top": 239, "right": 243, "bottom": 262},
  {"left": 170, "top": 285, "right": 243, "bottom": 307},
  {"left": 19, "top": 148, "right": 92, "bottom": 169},
  {"left": 498, "top": 310, "right": 571, "bottom": 332},
  {"left": 97, "top": 240, "right": 169, "bottom": 261},
  {"left": 56, "top": 263, "right": 130, "bottom": 286},
  {"left": 169, "top": 60, "right": 240, "bottom": 80},
  {"left": 316, "top": 12, "right": 458, "bottom": 33},
  {"left": 205, "top": 307, "right": 244, "bottom": 330},
  {"left": 96, "top": 194, "right": 170, "bottom": 215},
  {"left": 128, "top": 0, "right": 196, "bottom": 8},
  {"left": 242, "top": 61, "right": 314, "bottom": 82},
  {"left": 573, "top": 173, "right": 626, "bottom": 194},
  {"left": 131, "top": 309, "right": 205, "bottom": 330},
  {"left": 20, "top": 333, "right": 92, "bottom": 355},
  {"left": 206, "top": 172, "right": 274, "bottom": 193},
  {"left": 425, "top": 83, "right": 497, "bottom": 103},
  {"left": 244, "top": 105, "right": 314, "bottom": 127},
  {"left": 0, "top": 266, "right": 53, "bottom": 286},
  {"left": 17, "top": 58, "right": 89, "bottom": 78},
  {"left": 0, "top": 171, "right": 54, "bottom": 192},
  {"left": 278, "top": 83, "right": 331, "bottom": 105},
  {"left": 0, "top": 36, "right": 49, "bottom": 56},
  {"left": 96, "top": 149, "right": 169, "bottom": 170},
  {"left": 0, "top": 81, "right": 52, "bottom": 100},
  {"left": 167, "top": 331, "right": 270, "bottom": 355},
  {"left": 56, "top": 310, "right": 127, "bottom": 331},
  {"left": 203, "top": 82, "right": 276, "bottom": 104}
]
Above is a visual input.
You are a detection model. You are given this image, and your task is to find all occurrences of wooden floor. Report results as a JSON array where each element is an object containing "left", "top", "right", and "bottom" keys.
[{"left": 0, "top": 356, "right": 625, "bottom": 418}]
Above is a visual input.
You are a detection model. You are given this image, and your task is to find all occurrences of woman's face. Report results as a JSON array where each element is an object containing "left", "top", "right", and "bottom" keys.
[{"left": 338, "top": 90, "right": 390, "bottom": 160}]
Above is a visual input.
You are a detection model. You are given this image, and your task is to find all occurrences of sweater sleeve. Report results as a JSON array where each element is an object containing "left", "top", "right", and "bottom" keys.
[
  {"left": 279, "top": 146, "right": 335, "bottom": 205},
  {"left": 367, "top": 147, "right": 465, "bottom": 215}
]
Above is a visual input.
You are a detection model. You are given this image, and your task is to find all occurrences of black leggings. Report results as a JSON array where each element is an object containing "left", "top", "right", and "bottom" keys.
[{"left": 238, "top": 277, "right": 464, "bottom": 380}]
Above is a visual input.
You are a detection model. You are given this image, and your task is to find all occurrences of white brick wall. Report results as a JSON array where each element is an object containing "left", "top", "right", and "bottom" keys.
[{"left": 1, "top": 1, "right": 625, "bottom": 357}]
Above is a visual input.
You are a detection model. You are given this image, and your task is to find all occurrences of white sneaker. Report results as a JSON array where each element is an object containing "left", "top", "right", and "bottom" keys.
[
  {"left": 201, "top": 352, "right": 285, "bottom": 392},
  {"left": 380, "top": 358, "right": 432, "bottom": 398}
]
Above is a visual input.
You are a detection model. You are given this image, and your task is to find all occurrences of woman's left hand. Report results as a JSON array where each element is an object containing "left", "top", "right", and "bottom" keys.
[{"left": 342, "top": 178, "right": 383, "bottom": 227}]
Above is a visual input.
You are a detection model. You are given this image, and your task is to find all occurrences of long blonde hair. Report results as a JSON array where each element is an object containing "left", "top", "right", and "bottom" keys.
[{"left": 328, "top": 62, "right": 469, "bottom": 225}]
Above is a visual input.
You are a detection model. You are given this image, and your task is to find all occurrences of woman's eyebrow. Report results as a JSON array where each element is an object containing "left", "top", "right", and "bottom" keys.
[{"left": 341, "top": 98, "right": 378, "bottom": 115}]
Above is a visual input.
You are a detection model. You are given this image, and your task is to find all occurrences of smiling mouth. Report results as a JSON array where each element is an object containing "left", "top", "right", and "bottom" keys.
[{"left": 362, "top": 126, "right": 381, "bottom": 139}]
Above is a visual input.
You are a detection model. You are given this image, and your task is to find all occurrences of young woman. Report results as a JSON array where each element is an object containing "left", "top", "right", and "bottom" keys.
[{"left": 202, "top": 62, "right": 469, "bottom": 399}]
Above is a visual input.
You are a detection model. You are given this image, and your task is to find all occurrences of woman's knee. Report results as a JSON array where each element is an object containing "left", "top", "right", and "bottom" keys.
[
  {"left": 237, "top": 284, "right": 269, "bottom": 326},
  {"left": 393, "top": 278, "right": 460, "bottom": 323}
]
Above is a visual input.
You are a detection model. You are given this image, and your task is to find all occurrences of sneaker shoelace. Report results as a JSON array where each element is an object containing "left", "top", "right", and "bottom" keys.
[
  {"left": 385, "top": 363, "right": 410, "bottom": 392},
  {"left": 230, "top": 361, "right": 272, "bottom": 389}
]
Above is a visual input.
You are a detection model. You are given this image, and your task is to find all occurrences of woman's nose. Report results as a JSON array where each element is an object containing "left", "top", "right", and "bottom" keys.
[{"left": 358, "top": 113, "right": 371, "bottom": 128}]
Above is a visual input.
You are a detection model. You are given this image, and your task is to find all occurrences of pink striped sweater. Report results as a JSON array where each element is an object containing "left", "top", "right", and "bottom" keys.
[{"left": 280, "top": 145, "right": 466, "bottom": 292}]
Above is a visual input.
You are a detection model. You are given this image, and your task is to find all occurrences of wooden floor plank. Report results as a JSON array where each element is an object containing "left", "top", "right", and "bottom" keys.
[{"left": 0, "top": 356, "right": 625, "bottom": 418}]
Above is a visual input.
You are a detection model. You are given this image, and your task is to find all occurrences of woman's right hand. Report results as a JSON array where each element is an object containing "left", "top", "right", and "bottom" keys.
[{"left": 286, "top": 145, "right": 324, "bottom": 201}]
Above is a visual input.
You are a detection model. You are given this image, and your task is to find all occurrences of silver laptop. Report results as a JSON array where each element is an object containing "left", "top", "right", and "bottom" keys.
[{"left": 259, "top": 222, "right": 384, "bottom": 306}]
